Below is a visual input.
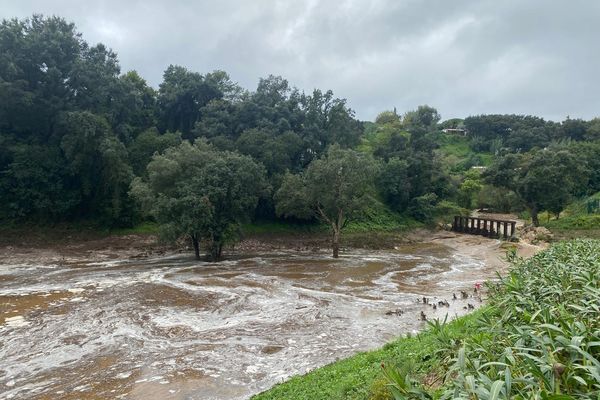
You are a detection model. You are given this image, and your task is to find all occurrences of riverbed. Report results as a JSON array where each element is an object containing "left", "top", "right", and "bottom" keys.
[{"left": 0, "top": 239, "right": 507, "bottom": 399}]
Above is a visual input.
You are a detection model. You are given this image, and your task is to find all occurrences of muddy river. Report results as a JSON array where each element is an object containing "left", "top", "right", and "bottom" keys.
[{"left": 0, "top": 242, "right": 500, "bottom": 399}]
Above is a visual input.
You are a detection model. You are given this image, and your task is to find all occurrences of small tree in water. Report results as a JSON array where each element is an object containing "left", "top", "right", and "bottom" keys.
[
  {"left": 275, "top": 145, "right": 376, "bottom": 258},
  {"left": 130, "top": 140, "right": 267, "bottom": 260}
]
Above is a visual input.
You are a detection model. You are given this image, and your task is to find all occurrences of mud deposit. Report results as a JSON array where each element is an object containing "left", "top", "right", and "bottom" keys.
[{"left": 0, "top": 242, "right": 500, "bottom": 399}]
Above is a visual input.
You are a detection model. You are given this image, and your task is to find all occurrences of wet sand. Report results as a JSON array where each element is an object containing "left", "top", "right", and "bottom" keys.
[{"left": 0, "top": 230, "right": 543, "bottom": 400}]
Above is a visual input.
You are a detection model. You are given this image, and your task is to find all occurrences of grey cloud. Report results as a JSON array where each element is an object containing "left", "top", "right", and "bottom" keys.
[{"left": 1, "top": 0, "right": 599, "bottom": 121}]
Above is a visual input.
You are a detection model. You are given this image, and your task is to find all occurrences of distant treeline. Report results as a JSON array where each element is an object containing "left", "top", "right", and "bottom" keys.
[
  {"left": 442, "top": 114, "right": 600, "bottom": 152},
  {"left": 1, "top": 15, "right": 599, "bottom": 233}
]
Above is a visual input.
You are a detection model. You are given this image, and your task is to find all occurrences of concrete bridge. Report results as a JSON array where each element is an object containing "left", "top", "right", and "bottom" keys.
[{"left": 452, "top": 216, "right": 517, "bottom": 239}]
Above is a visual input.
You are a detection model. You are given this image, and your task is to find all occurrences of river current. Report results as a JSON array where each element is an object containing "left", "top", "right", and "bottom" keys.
[{"left": 0, "top": 242, "right": 495, "bottom": 399}]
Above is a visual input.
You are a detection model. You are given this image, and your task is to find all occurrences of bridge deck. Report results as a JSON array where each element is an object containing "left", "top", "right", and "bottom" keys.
[{"left": 451, "top": 216, "right": 516, "bottom": 239}]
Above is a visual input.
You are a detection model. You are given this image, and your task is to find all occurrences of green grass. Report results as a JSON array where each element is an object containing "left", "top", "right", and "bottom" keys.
[
  {"left": 107, "top": 221, "right": 159, "bottom": 235},
  {"left": 435, "top": 133, "right": 494, "bottom": 173},
  {"left": 344, "top": 204, "right": 422, "bottom": 234},
  {"left": 242, "top": 220, "right": 324, "bottom": 235},
  {"left": 541, "top": 192, "right": 600, "bottom": 238},
  {"left": 244, "top": 203, "right": 421, "bottom": 238},
  {"left": 545, "top": 214, "right": 600, "bottom": 230},
  {"left": 254, "top": 240, "right": 600, "bottom": 399},
  {"left": 478, "top": 153, "right": 493, "bottom": 166},
  {"left": 436, "top": 134, "right": 472, "bottom": 158}
]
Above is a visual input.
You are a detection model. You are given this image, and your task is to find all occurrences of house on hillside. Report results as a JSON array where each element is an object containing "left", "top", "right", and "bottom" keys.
[{"left": 441, "top": 128, "right": 467, "bottom": 136}]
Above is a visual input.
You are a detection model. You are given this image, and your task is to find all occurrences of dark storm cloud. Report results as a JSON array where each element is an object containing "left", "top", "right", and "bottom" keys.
[{"left": 2, "top": 0, "right": 599, "bottom": 121}]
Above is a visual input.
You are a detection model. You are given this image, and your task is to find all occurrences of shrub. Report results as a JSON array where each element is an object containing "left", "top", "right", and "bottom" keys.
[{"left": 443, "top": 240, "right": 600, "bottom": 398}]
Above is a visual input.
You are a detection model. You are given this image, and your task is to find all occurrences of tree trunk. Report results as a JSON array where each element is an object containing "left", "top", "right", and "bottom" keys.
[
  {"left": 191, "top": 236, "right": 200, "bottom": 260},
  {"left": 209, "top": 240, "right": 222, "bottom": 262},
  {"left": 531, "top": 208, "right": 540, "bottom": 227},
  {"left": 332, "top": 228, "right": 340, "bottom": 258}
]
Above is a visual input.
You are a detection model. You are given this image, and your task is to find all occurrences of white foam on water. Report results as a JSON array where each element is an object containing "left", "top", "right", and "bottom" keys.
[
  {"left": 115, "top": 371, "right": 132, "bottom": 379},
  {"left": 372, "top": 270, "right": 400, "bottom": 291},
  {"left": 4, "top": 315, "right": 30, "bottom": 327},
  {"left": 0, "top": 246, "right": 494, "bottom": 400}
]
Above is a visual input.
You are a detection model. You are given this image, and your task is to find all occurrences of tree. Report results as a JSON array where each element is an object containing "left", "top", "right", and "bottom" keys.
[
  {"left": 130, "top": 141, "right": 267, "bottom": 260},
  {"left": 458, "top": 170, "right": 483, "bottom": 209},
  {"left": 110, "top": 71, "right": 158, "bottom": 143},
  {"left": 561, "top": 117, "right": 587, "bottom": 141},
  {"left": 585, "top": 118, "right": 600, "bottom": 141},
  {"left": 0, "top": 15, "right": 151, "bottom": 226},
  {"left": 275, "top": 146, "right": 376, "bottom": 258},
  {"left": 0, "top": 143, "right": 79, "bottom": 221},
  {"left": 563, "top": 140, "right": 600, "bottom": 194},
  {"left": 157, "top": 65, "right": 224, "bottom": 137},
  {"left": 377, "top": 158, "right": 410, "bottom": 212},
  {"left": 127, "top": 128, "right": 181, "bottom": 176},
  {"left": 235, "top": 128, "right": 304, "bottom": 175},
  {"left": 464, "top": 114, "right": 550, "bottom": 151},
  {"left": 375, "top": 110, "right": 400, "bottom": 125},
  {"left": 0, "top": 15, "right": 85, "bottom": 139},
  {"left": 484, "top": 150, "right": 586, "bottom": 226},
  {"left": 58, "top": 111, "right": 133, "bottom": 224},
  {"left": 403, "top": 105, "right": 441, "bottom": 132}
]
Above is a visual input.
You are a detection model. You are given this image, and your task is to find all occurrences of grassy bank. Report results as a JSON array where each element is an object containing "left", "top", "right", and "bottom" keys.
[
  {"left": 242, "top": 205, "right": 424, "bottom": 250},
  {"left": 541, "top": 192, "right": 600, "bottom": 240},
  {"left": 253, "top": 240, "right": 600, "bottom": 399}
]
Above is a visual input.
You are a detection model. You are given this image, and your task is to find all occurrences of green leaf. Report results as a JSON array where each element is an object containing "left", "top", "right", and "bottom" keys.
[{"left": 488, "top": 380, "right": 503, "bottom": 400}]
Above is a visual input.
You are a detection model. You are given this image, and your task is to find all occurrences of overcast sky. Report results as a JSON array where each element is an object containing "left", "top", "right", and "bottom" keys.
[{"left": 1, "top": 0, "right": 599, "bottom": 122}]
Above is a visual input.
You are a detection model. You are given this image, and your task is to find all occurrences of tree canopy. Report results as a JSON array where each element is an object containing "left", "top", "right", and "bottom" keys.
[
  {"left": 484, "top": 149, "right": 587, "bottom": 225},
  {"left": 130, "top": 141, "right": 267, "bottom": 260},
  {"left": 275, "top": 146, "right": 376, "bottom": 257},
  {"left": 1, "top": 14, "right": 599, "bottom": 256}
]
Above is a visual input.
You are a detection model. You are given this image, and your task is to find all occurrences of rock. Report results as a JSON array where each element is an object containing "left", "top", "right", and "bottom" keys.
[{"left": 517, "top": 226, "right": 553, "bottom": 244}]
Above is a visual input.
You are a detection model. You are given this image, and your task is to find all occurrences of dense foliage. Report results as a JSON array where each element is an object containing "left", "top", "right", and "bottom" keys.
[
  {"left": 130, "top": 141, "right": 267, "bottom": 260},
  {"left": 275, "top": 146, "right": 376, "bottom": 257},
  {"left": 484, "top": 150, "right": 586, "bottom": 226},
  {"left": 1, "top": 14, "right": 599, "bottom": 255},
  {"left": 439, "top": 240, "right": 600, "bottom": 399},
  {"left": 0, "top": 15, "right": 361, "bottom": 230}
]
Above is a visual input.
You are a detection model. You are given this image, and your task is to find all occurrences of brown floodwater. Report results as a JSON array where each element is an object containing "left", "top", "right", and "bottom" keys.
[{"left": 0, "top": 243, "right": 498, "bottom": 399}]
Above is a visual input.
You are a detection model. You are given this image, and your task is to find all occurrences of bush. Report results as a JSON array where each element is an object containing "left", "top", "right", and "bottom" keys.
[
  {"left": 477, "top": 185, "right": 521, "bottom": 213},
  {"left": 442, "top": 240, "right": 600, "bottom": 398},
  {"left": 433, "top": 201, "right": 469, "bottom": 225},
  {"left": 407, "top": 193, "right": 438, "bottom": 222}
]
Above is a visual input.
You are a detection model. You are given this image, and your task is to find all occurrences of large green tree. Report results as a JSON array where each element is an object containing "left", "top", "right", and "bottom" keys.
[
  {"left": 275, "top": 146, "right": 376, "bottom": 258},
  {"left": 130, "top": 141, "right": 267, "bottom": 260},
  {"left": 0, "top": 15, "right": 156, "bottom": 225},
  {"left": 484, "top": 149, "right": 586, "bottom": 226}
]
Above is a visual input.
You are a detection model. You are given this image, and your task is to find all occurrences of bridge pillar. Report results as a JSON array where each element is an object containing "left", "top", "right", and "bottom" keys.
[{"left": 451, "top": 216, "right": 516, "bottom": 240}]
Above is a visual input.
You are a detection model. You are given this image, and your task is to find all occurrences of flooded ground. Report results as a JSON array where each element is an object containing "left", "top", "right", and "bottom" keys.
[{"left": 1, "top": 241, "right": 505, "bottom": 399}]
